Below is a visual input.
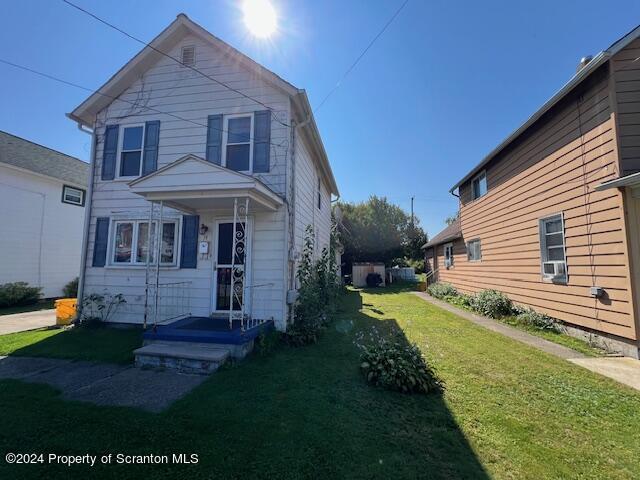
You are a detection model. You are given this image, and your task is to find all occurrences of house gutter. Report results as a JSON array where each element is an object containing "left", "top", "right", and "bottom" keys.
[
  {"left": 73, "top": 119, "right": 96, "bottom": 318},
  {"left": 449, "top": 51, "right": 611, "bottom": 193}
]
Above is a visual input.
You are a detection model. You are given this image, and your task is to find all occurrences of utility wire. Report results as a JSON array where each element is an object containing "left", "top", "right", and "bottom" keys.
[
  {"left": 0, "top": 57, "right": 287, "bottom": 150},
  {"left": 314, "top": 0, "right": 410, "bottom": 112},
  {"left": 60, "top": 0, "right": 290, "bottom": 128}
]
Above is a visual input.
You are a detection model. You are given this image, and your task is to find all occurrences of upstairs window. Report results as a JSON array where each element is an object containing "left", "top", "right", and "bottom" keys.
[
  {"left": 118, "top": 125, "right": 145, "bottom": 177},
  {"left": 223, "top": 114, "right": 253, "bottom": 172},
  {"left": 467, "top": 239, "right": 482, "bottom": 261},
  {"left": 539, "top": 213, "right": 567, "bottom": 282},
  {"left": 181, "top": 45, "right": 196, "bottom": 67},
  {"left": 471, "top": 171, "right": 487, "bottom": 200},
  {"left": 444, "top": 242, "right": 454, "bottom": 268},
  {"left": 317, "top": 178, "right": 322, "bottom": 210},
  {"left": 62, "top": 185, "right": 85, "bottom": 206}
]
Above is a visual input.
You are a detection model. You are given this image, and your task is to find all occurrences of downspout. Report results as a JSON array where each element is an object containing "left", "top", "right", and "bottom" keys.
[
  {"left": 75, "top": 123, "right": 97, "bottom": 319},
  {"left": 286, "top": 118, "right": 297, "bottom": 326}
]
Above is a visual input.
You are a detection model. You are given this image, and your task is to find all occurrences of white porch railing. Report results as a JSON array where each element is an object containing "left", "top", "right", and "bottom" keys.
[
  {"left": 146, "top": 281, "right": 192, "bottom": 326},
  {"left": 241, "top": 282, "right": 275, "bottom": 331}
]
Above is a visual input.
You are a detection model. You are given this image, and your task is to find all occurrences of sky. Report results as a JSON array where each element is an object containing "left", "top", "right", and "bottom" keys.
[{"left": 1, "top": 0, "right": 640, "bottom": 236}]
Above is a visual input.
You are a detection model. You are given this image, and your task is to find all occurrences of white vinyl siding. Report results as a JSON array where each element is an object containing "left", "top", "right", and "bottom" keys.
[{"left": 84, "top": 33, "right": 292, "bottom": 326}]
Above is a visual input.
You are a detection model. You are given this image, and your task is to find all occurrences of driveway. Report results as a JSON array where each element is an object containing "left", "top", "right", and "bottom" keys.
[{"left": 0, "top": 309, "right": 56, "bottom": 335}]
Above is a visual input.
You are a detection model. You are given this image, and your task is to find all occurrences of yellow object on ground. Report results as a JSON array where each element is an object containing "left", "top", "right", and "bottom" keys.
[{"left": 55, "top": 298, "right": 77, "bottom": 325}]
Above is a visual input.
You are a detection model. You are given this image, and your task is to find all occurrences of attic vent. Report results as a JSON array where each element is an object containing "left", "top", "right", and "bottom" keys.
[{"left": 181, "top": 45, "right": 195, "bottom": 67}]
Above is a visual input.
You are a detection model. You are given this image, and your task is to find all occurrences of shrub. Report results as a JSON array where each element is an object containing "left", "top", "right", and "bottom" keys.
[
  {"left": 0, "top": 282, "right": 42, "bottom": 308},
  {"left": 446, "top": 293, "right": 474, "bottom": 309},
  {"left": 366, "top": 272, "right": 383, "bottom": 288},
  {"left": 471, "top": 289, "right": 513, "bottom": 318},
  {"left": 516, "top": 307, "right": 562, "bottom": 332},
  {"left": 80, "top": 292, "right": 126, "bottom": 325},
  {"left": 63, "top": 277, "right": 79, "bottom": 298},
  {"left": 287, "top": 224, "right": 341, "bottom": 345},
  {"left": 356, "top": 327, "right": 442, "bottom": 394},
  {"left": 427, "top": 282, "right": 458, "bottom": 299}
]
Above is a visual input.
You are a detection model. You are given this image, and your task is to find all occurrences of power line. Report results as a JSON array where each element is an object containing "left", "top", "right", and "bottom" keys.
[
  {"left": 0, "top": 57, "right": 288, "bottom": 151},
  {"left": 314, "top": 0, "right": 410, "bottom": 112},
  {"left": 60, "top": 0, "right": 291, "bottom": 128}
]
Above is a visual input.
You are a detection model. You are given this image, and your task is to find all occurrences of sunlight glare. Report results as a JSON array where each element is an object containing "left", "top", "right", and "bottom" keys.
[{"left": 242, "top": 0, "right": 278, "bottom": 38}]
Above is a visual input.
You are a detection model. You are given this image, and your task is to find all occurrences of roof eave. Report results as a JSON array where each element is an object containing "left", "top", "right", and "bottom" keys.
[{"left": 449, "top": 50, "right": 611, "bottom": 193}]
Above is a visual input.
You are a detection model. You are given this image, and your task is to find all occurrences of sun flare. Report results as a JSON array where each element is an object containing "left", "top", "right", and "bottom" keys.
[{"left": 242, "top": 0, "right": 278, "bottom": 38}]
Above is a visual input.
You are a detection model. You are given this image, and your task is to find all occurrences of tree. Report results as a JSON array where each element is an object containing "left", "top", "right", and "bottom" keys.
[
  {"left": 444, "top": 211, "right": 459, "bottom": 226},
  {"left": 336, "top": 196, "right": 427, "bottom": 274}
]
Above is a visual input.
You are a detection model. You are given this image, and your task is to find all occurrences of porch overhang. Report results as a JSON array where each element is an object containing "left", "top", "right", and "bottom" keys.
[{"left": 128, "top": 154, "right": 284, "bottom": 213}]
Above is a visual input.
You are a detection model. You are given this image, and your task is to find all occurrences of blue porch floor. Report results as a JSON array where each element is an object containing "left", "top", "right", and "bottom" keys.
[{"left": 143, "top": 316, "right": 274, "bottom": 345}]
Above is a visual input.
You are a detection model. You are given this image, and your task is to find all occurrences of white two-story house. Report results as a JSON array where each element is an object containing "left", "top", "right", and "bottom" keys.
[{"left": 68, "top": 14, "right": 338, "bottom": 335}]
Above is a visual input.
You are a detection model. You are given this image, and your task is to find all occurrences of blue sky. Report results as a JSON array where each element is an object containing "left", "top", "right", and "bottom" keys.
[{"left": 1, "top": 0, "right": 640, "bottom": 236}]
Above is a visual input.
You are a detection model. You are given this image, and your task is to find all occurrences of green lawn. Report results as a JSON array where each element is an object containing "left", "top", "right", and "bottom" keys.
[
  {"left": 0, "top": 299, "right": 55, "bottom": 316},
  {"left": 0, "top": 326, "right": 142, "bottom": 364},
  {"left": 0, "top": 287, "right": 639, "bottom": 479}
]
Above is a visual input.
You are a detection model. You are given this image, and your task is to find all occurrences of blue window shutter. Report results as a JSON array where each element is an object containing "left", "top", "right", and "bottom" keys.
[
  {"left": 180, "top": 215, "right": 199, "bottom": 268},
  {"left": 253, "top": 110, "right": 271, "bottom": 173},
  {"left": 142, "top": 120, "right": 160, "bottom": 175},
  {"left": 92, "top": 217, "right": 110, "bottom": 267},
  {"left": 206, "top": 115, "right": 223, "bottom": 165},
  {"left": 101, "top": 125, "right": 119, "bottom": 180}
]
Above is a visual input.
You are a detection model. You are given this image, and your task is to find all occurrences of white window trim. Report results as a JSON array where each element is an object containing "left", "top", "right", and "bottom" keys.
[
  {"left": 116, "top": 123, "right": 146, "bottom": 179},
  {"left": 467, "top": 239, "right": 482, "bottom": 262},
  {"left": 471, "top": 170, "right": 487, "bottom": 200},
  {"left": 62, "top": 185, "right": 85, "bottom": 206},
  {"left": 444, "top": 242, "right": 454, "bottom": 268},
  {"left": 107, "top": 218, "right": 181, "bottom": 268},
  {"left": 539, "top": 212, "right": 567, "bottom": 283},
  {"left": 221, "top": 113, "right": 254, "bottom": 173}
]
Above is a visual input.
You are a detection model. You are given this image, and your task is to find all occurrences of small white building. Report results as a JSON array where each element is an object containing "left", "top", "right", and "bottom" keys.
[
  {"left": 69, "top": 14, "right": 339, "bottom": 332},
  {"left": 0, "top": 131, "right": 88, "bottom": 298}
]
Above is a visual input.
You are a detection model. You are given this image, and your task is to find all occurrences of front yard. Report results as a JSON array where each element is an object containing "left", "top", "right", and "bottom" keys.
[{"left": 1, "top": 287, "right": 639, "bottom": 479}]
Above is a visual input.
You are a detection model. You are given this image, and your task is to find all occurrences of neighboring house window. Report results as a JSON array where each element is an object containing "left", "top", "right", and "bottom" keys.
[
  {"left": 444, "top": 243, "right": 454, "bottom": 268},
  {"left": 471, "top": 171, "right": 487, "bottom": 200},
  {"left": 223, "top": 114, "right": 253, "bottom": 172},
  {"left": 118, "top": 124, "right": 145, "bottom": 177},
  {"left": 317, "top": 178, "right": 322, "bottom": 210},
  {"left": 539, "top": 213, "right": 567, "bottom": 282},
  {"left": 111, "top": 219, "right": 178, "bottom": 266},
  {"left": 62, "top": 185, "right": 85, "bottom": 206},
  {"left": 181, "top": 45, "right": 196, "bottom": 66},
  {"left": 467, "top": 239, "right": 482, "bottom": 261}
]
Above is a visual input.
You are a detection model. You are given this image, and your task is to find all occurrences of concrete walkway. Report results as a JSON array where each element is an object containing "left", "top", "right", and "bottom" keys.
[
  {"left": 413, "top": 291, "right": 640, "bottom": 391},
  {"left": 0, "top": 356, "right": 206, "bottom": 412},
  {"left": 0, "top": 309, "right": 56, "bottom": 335}
]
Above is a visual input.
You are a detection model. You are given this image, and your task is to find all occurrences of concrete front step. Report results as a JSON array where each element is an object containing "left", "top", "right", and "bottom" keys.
[
  {"left": 134, "top": 342, "right": 231, "bottom": 375},
  {"left": 143, "top": 338, "right": 255, "bottom": 359}
]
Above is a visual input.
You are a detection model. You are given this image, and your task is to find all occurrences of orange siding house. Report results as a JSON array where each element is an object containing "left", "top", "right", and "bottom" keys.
[{"left": 425, "top": 26, "right": 640, "bottom": 358}]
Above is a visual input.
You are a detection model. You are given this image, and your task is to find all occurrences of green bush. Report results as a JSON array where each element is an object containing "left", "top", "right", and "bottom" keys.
[
  {"left": 0, "top": 282, "right": 42, "bottom": 308},
  {"left": 427, "top": 282, "right": 458, "bottom": 299},
  {"left": 254, "top": 329, "right": 283, "bottom": 355},
  {"left": 356, "top": 327, "right": 442, "bottom": 394},
  {"left": 446, "top": 293, "right": 474, "bottom": 309},
  {"left": 63, "top": 277, "right": 79, "bottom": 298},
  {"left": 515, "top": 307, "right": 562, "bottom": 332},
  {"left": 471, "top": 289, "right": 513, "bottom": 318}
]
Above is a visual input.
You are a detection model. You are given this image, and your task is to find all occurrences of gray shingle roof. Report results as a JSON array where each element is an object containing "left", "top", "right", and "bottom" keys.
[
  {"left": 0, "top": 130, "right": 88, "bottom": 186},
  {"left": 422, "top": 218, "right": 462, "bottom": 248}
]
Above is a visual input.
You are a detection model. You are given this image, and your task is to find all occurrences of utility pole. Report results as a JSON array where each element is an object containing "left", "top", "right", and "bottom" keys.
[{"left": 410, "top": 196, "right": 415, "bottom": 227}]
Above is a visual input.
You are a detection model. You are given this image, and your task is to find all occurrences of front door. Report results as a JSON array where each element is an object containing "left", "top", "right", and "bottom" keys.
[{"left": 214, "top": 221, "right": 246, "bottom": 312}]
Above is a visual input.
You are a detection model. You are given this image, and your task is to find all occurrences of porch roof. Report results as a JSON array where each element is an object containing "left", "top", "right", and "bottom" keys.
[{"left": 128, "top": 154, "right": 284, "bottom": 213}]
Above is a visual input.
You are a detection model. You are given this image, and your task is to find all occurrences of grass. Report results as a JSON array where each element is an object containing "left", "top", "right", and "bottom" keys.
[
  {"left": 434, "top": 292, "right": 603, "bottom": 356},
  {"left": 0, "top": 287, "right": 639, "bottom": 479},
  {"left": 0, "top": 299, "right": 55, "bottom": 316},
  {"left": 0, "top": 326, "right": 142, "bottom": 364}
]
